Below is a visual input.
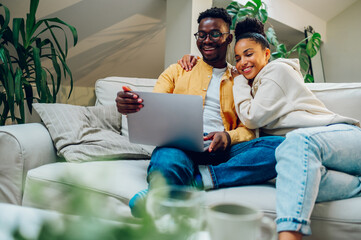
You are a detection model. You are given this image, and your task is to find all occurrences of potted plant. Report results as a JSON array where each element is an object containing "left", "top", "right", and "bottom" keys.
[
  {"left": 0, "top": 0, "right": 77, "bottom": 125},
  {"left": 226, "top": 0, "right": 321, "bottom": 82}
]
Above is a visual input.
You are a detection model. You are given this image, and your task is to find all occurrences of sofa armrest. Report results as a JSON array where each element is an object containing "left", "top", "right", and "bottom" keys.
[{"left": 0, "top": 123, "right": 57, "bottom": 205}]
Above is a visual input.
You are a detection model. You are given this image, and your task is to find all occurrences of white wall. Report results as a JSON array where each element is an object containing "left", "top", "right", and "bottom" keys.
[
  {"left": 322, "top": 0, "right": 361, "bottom": 83},
  {"left": 164, "top": 0, "right": 212, "bottom": 68}
]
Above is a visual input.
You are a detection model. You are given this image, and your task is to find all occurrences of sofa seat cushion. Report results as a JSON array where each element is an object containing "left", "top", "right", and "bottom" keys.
[
  {"left": 22, "top": 161, "right": 149, "bottom": 219},
  {"left": 23, "top": 160, "right": 361, "bottom": 239}
]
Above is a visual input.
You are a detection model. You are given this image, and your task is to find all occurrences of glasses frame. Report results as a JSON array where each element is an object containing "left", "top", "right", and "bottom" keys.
[{"left": 194, "top": 30, "right": 230, "bottom": 42}]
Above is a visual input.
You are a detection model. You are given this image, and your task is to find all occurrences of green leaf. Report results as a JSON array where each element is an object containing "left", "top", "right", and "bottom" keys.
[
  {"left": 251, "top": 0, "right": 262, "bottom": 8},
  {"left": 39, "top": 68, "right": 52, "bottom": 103},
  {"left": 258, "top": 9, "right": 268, "bottom": 23},
  {"left": 23, "top": 80, "right": 34, "bottom": 113},
  {"left": 297, "top": 43, "right": 310, "bottom": 73},
  {"left": 32, "top": 46, "right": 43, "bottom": 96},
  {"left": 306, "top": 32, "right": 321, "bottom": 58},
  {"left": 266, "top": 27, "right": 279, "bottom": 46},
  {"left": 304, "top": 74, "right": 314, "bottom": 83},
  {"left": 0, "top": 4, "right": 10, "bottom": 36},
  {"left": 226, "top": 1, "right": 242, "bottom": 12},
  {"left": 271, "top": 52, "right": 283, "bottom": 60},
  {"left": 48, "top": 42, "right": 61, "bottom": 94},
  {"left": 45, "top": 17, "right": 78, "bottom": 46},
  {"left": 245, "top": 2, "right": 258, "bottom": 11},
  {"left": 58, "top": 56, "right": 73, "bottom": 99},
  {"left": 226, "top": 1, "right": 241, "bottom": 16},
  {"left": 6, "top": 71, "right": 15, "bottom": 121},
  {"left": 12, "top": 18, "right": 23, "bottom": 48},
  {"left": 14, "top": 68, "right": 23, "bottom": 103},
  {"left": 276, "top": 44, "right": 287, "bottom": 54},
  {"left": 27, "top": 0, "right": 39, "bottom": 35}
]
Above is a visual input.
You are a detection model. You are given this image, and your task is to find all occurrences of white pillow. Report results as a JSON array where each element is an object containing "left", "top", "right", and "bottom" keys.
[{"left": 33, "top": 103, "right": 150, "bottom": 163}]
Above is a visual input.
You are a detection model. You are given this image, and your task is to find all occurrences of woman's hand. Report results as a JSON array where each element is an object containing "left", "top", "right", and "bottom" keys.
[
  {"left": 177, "top": 54, "right": 199, "bottom": 71},
  {"left": 204, "top": 131, "right": 231, "bottom": 152},
  {"left": 231, "top": 66, "right": 241, "bottom": 78},
  {"left": 115, "top": 86, "right": 144, "bottom": 114}
]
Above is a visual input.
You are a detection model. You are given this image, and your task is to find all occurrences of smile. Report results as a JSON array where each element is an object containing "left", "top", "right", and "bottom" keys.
[
  {"left": 203, "top": 46, "right": 216, "bottom": 51},
  {"left": 242, "top": 66, "right": 253, "bottom": 74}
]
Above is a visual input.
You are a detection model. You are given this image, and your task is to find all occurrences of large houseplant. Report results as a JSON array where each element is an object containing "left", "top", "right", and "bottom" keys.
[
  {"left": 0, "top": 0, "right": 77, "bottom": 125},
  {"left": 226, "top": 0, "right": 321, "bottom": 82}
]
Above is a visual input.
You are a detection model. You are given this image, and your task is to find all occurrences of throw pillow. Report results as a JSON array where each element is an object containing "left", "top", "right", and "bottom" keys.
[{"left": 33, "top": 103, "right": 150, "bottom": 163}]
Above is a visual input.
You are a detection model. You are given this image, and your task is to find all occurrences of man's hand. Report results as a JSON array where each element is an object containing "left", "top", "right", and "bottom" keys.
[
  {"left": 115, "top": 86, "right": 144, "bottom": 114},
  {"left": 204, "top": 131, "right": 231, "bottom": 152},
  {"left": 177, "top": 54, "right": 199, "bottom": 71}
]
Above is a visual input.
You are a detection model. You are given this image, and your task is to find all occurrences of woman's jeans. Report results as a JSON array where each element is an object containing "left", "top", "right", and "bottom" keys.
[
  {"left": 275, "top": 124, "right": 361, "bottom": 235},
  {"left": 147, "top": 136, "right": 284, "bottom": 189}
]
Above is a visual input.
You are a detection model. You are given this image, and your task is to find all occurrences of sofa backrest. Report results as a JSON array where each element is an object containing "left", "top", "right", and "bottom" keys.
[
  {"left": 95, "top": 77, "right": 361, "bottom": 131},
  {"left": 306, "top": 82, "right": 361, "bottom": 122}
]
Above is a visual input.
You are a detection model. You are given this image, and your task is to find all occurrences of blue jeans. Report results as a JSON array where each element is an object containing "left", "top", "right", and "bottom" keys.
[
  {"left": 275, "top": 124, "right": 361, "bottom": 235},
  {"left": 147, "top": 136, "right": 284, "bottom": 189}
]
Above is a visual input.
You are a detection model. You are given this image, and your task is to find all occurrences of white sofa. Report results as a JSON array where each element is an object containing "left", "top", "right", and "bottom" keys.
[{"left": 1, "top": 77, "right": 361, "bottom": 240}]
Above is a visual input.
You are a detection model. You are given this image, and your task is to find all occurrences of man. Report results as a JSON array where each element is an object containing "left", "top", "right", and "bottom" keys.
[{"left": 116, "top": 7, "right": 284, "bottom": 217}]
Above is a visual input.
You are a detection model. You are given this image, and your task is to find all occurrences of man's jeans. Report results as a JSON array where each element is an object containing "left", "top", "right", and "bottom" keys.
[
  {"left": 275, "top": 124, "right": 361, "bottom": 235},
  {"left": 147, "top": 136, "right": 284, "bottom": 189}
]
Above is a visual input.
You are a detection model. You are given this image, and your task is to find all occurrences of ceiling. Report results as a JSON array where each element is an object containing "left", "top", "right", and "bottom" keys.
[{"left": 288, "top": 0, "right": 358, "bottom": 21}]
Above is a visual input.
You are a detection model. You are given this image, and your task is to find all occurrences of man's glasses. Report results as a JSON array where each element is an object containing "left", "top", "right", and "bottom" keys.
[{"left": 194, "top": 30, "right": 230, "bottom": 42}]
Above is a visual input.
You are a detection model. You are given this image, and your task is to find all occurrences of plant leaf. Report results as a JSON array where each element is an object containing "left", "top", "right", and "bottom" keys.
[
  {"left": 12, "top": 18, "right": 23, "bottom": 49},
  {"left": 297, "top": 43, "right": 310, "bottom": 74},
  {"left": 23, "top": 79, "right": 34, "bottom": 113},
  {"left": 32, "top": 46, "right": 42, "bottom": 96},
  {"left": 251, "top": 0, "right": 262, "bottom": 9},
  {"left": 0, "top": 4, "right": 10, "bottom": 38},
  {"left": 258, "top": 8, "right": 268, "bottom": 23},
  {"left": 304, "top": 74, "right": 314, "bottom": 83},
  {"left": 50, "top": 44, "right": 62, "bottom": 94},
  {"left": 276, "top": 44, "right": 287, "bottom": 54},
  {"left": 45, "top": 17, "right": 78, "bottom": 46},
  {"left": 306, "top": 32, "right": 321, "bottom": 58},
  {"left": 14, "top": 68, "right": 23, "bottom": 103},
  {"left": 6, "top": 71, "right": 15, "bottom": 121},
  {"left": 27, "top": 0, "right": 39, "bottom": 36},
  {"left": 266, "top": 27, "right": 279, "bottom": 46},
  {"left": 245, "top": 2, "right": 257, "bottom": 11},
  {"left": 226, "top": 1, "right": 241, "bottom": 15},
  {"left": 271, "top": 51, "right": 283, "bottom": 60}
]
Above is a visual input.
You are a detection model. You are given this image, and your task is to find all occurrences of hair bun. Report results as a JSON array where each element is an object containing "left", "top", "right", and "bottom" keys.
[{"left": 235, "top": 17, "right": 266, "bottom": 38}]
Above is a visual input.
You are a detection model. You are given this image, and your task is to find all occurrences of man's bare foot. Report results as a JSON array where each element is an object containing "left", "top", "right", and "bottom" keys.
[{"left": 278, "top": 231, "right": 302, "bottom": 240}]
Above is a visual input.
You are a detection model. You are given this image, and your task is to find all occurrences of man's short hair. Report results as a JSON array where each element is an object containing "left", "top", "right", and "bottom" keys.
[{"left": 197, "top": 7, "right": 232, "bottom": 29}]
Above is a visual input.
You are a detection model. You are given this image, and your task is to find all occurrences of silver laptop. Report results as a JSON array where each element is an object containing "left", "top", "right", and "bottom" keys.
[{"left": 127, "top": 91, "right": 209, "bottom": 152}]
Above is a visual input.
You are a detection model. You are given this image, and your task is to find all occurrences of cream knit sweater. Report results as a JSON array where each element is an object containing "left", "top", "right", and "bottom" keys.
[{"left": 233, "top": 58, "right": 360, "bottom": 136}]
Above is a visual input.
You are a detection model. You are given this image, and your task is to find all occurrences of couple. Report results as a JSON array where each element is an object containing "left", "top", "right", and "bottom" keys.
[{"left": 116, "top": 7, "right": 361, "bottom": 240}]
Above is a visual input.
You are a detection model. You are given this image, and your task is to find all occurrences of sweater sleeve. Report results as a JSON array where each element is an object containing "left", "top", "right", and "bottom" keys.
[{"left": 233, "top": 75, "right": 291, "bottom": 129}]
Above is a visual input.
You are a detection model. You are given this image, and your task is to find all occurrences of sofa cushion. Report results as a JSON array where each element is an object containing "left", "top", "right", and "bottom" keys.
[
  {"left": 95, "top": 77, "right": 157, "bottom": 154},
  {"left": 22, "top": 161, "right": 150, "bottom": 219},
  {"left": 23, "top": 161, "right": 361, "bottom": 239},
  {"left": 33, "top": 103, "right": 150, "bottom": 163}
]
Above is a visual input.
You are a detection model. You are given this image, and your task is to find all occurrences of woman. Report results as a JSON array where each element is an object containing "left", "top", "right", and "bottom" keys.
[{"left": 179, "top": 18, "right": 361, "bottom": 240}]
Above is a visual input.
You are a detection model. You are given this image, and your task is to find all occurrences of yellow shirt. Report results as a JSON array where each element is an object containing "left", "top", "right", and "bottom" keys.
[{"left": 153, "top": 59, "right": 255, "bottom": 145}]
